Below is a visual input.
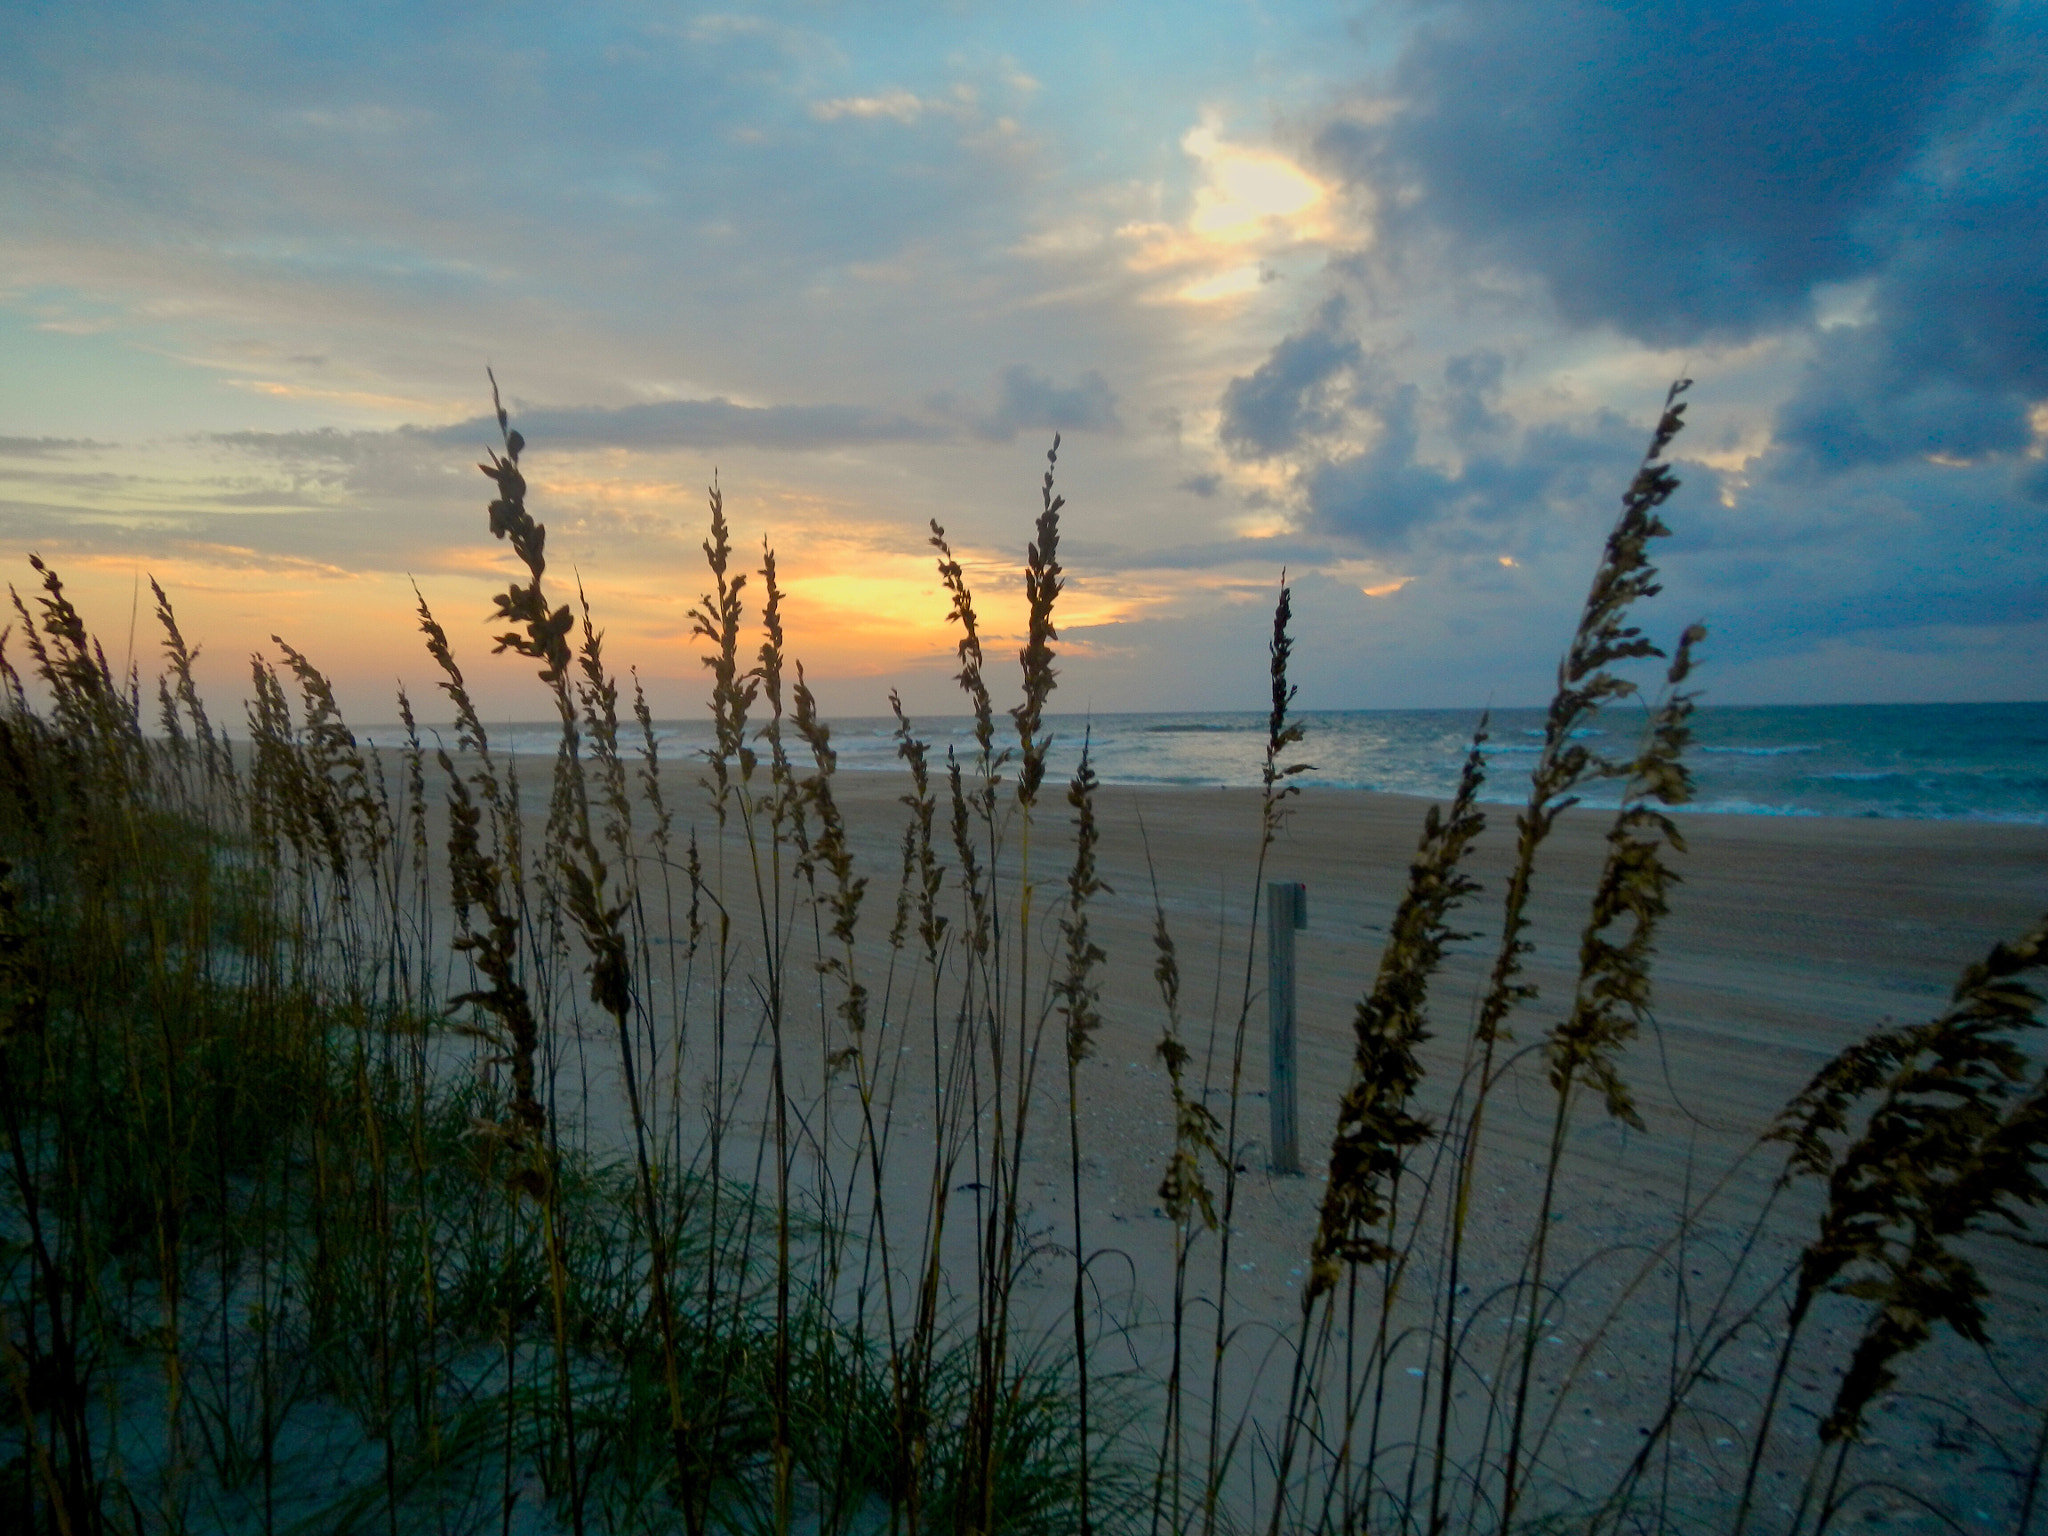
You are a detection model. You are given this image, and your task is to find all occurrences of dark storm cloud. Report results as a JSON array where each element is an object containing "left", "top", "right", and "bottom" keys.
[
  {"left": 1298, "top": 398, "right": 1634, "bottom": 550},
  {"left": 1775, "top": 6, "right": 2048, "bottom": 472},
  {"left": 1219, "top": 296, "right": 1640, "bottom": 552},
  {"left": 1320, "top": 0, "right": 1992, "bottom": 346},
  {"left": 1217, "top": 296, "right": 1362, "bottom": 458},
  {"left": 1252, "top": 0, "right": 2044, "bottom": 596},
  {"left": 1441, "top": 351, "right": 1509, "bottom": 442},
  {"left": 1663, "top": 451, "right": 2048, "bottom": 665},
  {"left": 973, "top": 366, "right": 1121, "bottom": 442},
  {"left": 1776, "top": 324, "right": 2037, "bottom": 472}
]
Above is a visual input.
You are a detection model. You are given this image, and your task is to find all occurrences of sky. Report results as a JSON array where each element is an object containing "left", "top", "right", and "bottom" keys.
[{"left": 1, "top": 0, "right": 2042, "bottom": 726}]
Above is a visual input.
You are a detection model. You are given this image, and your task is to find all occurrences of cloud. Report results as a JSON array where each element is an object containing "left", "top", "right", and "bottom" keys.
[
  {"left": 3, "top": 0, "right": 2034, "bottom": 712},
  {"left": 1661, "top": 448, "right": 2048, "bottom": 687},
  {"left": 0, "top": 494, "right": 452, "bottom": 579},
  {"left": 1115, "top": 117, "right": 1340, "bottom": 304},
  {"left": 973, "top": 365, "right": 1119, "bottom": 442},
  {"left": 211, "top": 427, "right": 417, "bottom": 465},
  {"left": 1244, "top": 0, "right": 2047, "bottom": 658},
  {"left": 427, "top": 398, "right": 952, "bottom": 454},
  {"left": 810, "top": 88, "right": 969, "bottom": 125},
  {"left": 0, "top": 1, "right": 1056, "bottom": 376},
  {"left": 1217, "top": 298, "right": 1641, "bottom": 552},
  {"left": 1297, "top": 390, "right": 1638, "bottom": 551},
  {"left": 210, "top": 398, "right": 951, "bottom": 466},
  {"left": 0, "top": 436, "right": 113, "bottom": 458},
  {"left": 1319, "top": 0, "right": 1992, "bottom": 346},
  {"left": 1775, "top": 326, "right": 2038, "bottom": 472},
  {"left": 1774, "top": 6, "right": 2048, "bottom": 472},
  {"left": 1217, "top": 296, "right": 1362, "bottom": 458},
  {"left": 1109, "top": 534, "right": 1364, "bottom": 572},
  {"left": 2021, "top": 457, "right": 2048, "bottom": 507},
  {"left": 214, "top": 376, "right": 1120, "bottom": 462}
]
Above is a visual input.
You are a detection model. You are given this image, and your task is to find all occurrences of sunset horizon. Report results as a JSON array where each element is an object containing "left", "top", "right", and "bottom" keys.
[{"left": 6, "top": 1, "right": 2040, "bottom": 725}]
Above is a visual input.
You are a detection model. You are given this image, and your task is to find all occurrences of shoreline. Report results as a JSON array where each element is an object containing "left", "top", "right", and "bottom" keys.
[
  {"left": 354, "top": 698, "right": 2048, "bottom": 825},
  {"left": 820, "top": 762, "right": 2048, "bottom": 824}
]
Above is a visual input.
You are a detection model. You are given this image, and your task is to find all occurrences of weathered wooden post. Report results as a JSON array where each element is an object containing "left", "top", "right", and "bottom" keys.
[{"left": 1267, "top": 880, "right": 1307, "bottom": 1175}]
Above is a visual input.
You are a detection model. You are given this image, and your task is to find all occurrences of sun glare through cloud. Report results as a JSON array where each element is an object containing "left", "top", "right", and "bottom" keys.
[
  {"left": 1118, "top": 115, "right": 1342, "bottom": 305},
  {"left": 0, "top": 0, "right": 2037, "bottom": 720}
]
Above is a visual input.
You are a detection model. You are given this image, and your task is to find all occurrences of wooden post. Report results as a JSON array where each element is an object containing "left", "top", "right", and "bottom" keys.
[{"left": 1268, "top": 880, "right": 1307, "bottom": 1175}]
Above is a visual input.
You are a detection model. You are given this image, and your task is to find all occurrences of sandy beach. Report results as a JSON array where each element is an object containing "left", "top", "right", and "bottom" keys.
[
  {"left": 597, "top": 757, "right": 2048, "bottom": 1529},
  {"left": 784, "top": 769, "right": 2048, "bottom": 1210}
]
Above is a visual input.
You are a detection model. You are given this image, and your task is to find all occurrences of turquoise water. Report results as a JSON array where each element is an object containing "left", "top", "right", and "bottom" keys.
[{"left": 424, "top": 702, "right": 2048, "bottom": 824}]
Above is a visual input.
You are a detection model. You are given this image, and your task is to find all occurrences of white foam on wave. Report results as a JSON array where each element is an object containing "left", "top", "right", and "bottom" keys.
[{"left": 1697, "top": 744, "right": 1822, "bottom": 757}]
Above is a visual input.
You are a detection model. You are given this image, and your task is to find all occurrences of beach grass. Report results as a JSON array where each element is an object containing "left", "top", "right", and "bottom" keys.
[{"left": 0, "top": 384, "right": 2044, "bottom": 1536}]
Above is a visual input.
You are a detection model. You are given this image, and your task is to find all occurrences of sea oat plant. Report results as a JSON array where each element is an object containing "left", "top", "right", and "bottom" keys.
[
  {"left": 1262, "top": 728, "right": 1489, "bottom": 1536},
  {"left": 1422, "top": 379, "right": 1694, "bottom": 1536},
  {"left": 1737, "top": 913, "right": 2048, "bottom": 1535},
  {"left": 1194, "top": 575, "right": 1313, "bottom": 1536},
  {"left": 4, "top": 377, "right": 2045, "bottom": 1536}
]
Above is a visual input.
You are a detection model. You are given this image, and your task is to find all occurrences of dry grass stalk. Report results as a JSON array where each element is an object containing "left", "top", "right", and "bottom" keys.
[
  {"left": 1154, "top": 913, "right": 1221, "bottom": 1239},
  {"left": 1059, "top": 732, "right": 1110, "bottom": 1534},
  {"left": 435, "top": 397, "right": 595, "bottom": 1524},
  {"left": 150, "top": 579, "right": 231, "bottom": 791},
  {"left": 887, "top": 688, "right": 962, "bottom": 1526},
  {"left": 1499, "top": 623, "right": 1705, "bottom": 1529},
  {"left": 889, "top": 689, "right": 947, "bottom": 965},
  {"left": 1545, "top": 624, "right": 1706, "bottom": 1127},
  {"left": 274, "top": 636, "right": 382, "bottom": 886},
  {"left": 688, "top": 479, "right": 759, "bottom": 823},
  {"left": 1735, "top": 911, "right": 2048, "bottom": 1533},
  {"left": 1013, "top": 434, "right": 1065, "bottom": 811},
  {"left": 1257, "top": 730, "right": 1488, "bottom": 1536},
  {"left": 1309, "top": 729, "right": 1489, "bottom": 1299},
  {"left": 11, "top": 380, "right": 2047, "bottom": 1536},
  {"left": 1427, "top": 378, "right": 1693, "bottom": 1536},
  {"left": 931, "top": 521, "right": 998, "bottom": 773},
  {"left": 416, "top": 595, "right": 546, "bottom": 1157},
  {"left": 930, "top": 507, "right": 1017, "bottom": 1533},
  {"left": 16, "top": 556, "right": 135, "bottom": 758},
  {"left": 1140, "top": 806, "right": 1223, "bottom": 1536},
  {"left": 1261, "top": 576, "right": 1312, "bottom": 848},
  {"left": 1200, "top": 574, "right": 1310, "bottom": 1536},
  {"left": 749, "top": 537, "right": 802, "bottom": 1536}
]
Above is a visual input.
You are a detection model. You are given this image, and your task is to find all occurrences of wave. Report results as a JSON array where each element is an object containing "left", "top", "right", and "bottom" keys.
[
  {"left": 1680, "top": 799, "right": 1824, "bottom": 818},
  {"left": 1679, "top": 798, "right": 2048, "bottom": 825},
  {"left": 1697, "top": 744, "right": 1822, "bottom": 757},
  {"left": 414, "top": 705, "right": 2047, "bottom": 825}
]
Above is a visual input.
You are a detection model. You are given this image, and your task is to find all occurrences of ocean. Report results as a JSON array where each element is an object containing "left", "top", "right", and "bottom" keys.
[{"left": 410, "top": 702, "right": 2048, "bottom": 825}]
